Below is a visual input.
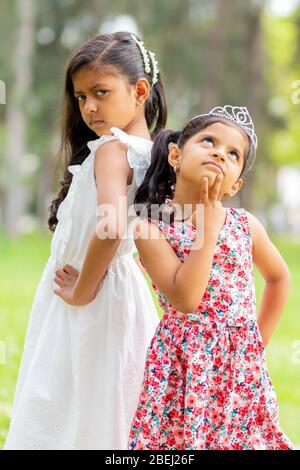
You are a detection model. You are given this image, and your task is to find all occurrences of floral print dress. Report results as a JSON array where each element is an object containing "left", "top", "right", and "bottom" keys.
[{"left": 129, "top": 208, "right": 293, "bottom": 450}]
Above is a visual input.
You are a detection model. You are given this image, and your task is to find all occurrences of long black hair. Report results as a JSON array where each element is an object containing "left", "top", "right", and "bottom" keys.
[
  {"left": 135, "top": 115, "right": 256, "bottom": 221},
  {"left": 48, "top": 31, "right": 168, "bottom": 231}
]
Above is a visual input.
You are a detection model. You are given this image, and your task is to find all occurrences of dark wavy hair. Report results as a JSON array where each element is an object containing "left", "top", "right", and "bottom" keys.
[
  {"left": 134, "top": 115, "right": 256, "bottom": 222},
  {"left": 48, "top": 31, "right": 168, "bottom": 231}
]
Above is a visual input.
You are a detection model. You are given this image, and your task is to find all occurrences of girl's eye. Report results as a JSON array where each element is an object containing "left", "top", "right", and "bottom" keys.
[
  {"left": 202, "top": 137, "right": 213, "bottom": 145},
  {"left": 229, "top": 151, "right": 239, "bottom": 161},
  {"left": 76, "top": 95, "right": 85, "bottom": 102},
  {"left": 96, "top": 90, "right": 108, "bottom": 96},
  {"left": 75, "top": 90, "right": 108, "bottom": 102}
]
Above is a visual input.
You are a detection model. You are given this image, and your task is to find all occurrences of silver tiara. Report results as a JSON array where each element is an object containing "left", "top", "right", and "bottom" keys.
[
  {"left": 130, "top": 34, "right": 159, "bottom": 86},
  {"left": 192, "top": 105, "right": 257, "bottom": 149}
]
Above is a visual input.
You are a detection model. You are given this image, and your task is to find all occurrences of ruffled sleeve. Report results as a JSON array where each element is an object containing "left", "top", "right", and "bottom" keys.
[
  {"left": 86, "top": 128, "right": 153, "bottom": 187},
  {"left": 87, "top": 134, "right": 118, "bottom": 154},
  {"left": 110, "top": 127, "right": 153, "bottom": 187}
]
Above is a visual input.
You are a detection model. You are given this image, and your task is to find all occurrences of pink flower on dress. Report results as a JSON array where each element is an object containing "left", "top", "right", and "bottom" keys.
[
  {"left": 152, "top": 404, "right": 160, "bottom": 414},
  {"left": 250, "top": 436, "right": 263, "bottom": 448},
  {"left": 232, "top": 395, "right": 240, "bottom": 408},
  {"left": 224, "top": 263, "right": 235, "bottom": 273},
  {"left": 174, "top": 429, "right": 184, "bottom": 440},
  {"left": 186, "top": 394, "right": 198, "bottom": 408},
  {"left": 213, "top": 253, "right": 223, "bottom": 264}
]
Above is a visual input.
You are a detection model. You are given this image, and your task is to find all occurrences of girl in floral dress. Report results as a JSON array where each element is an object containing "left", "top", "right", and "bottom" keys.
[{"left": 129, "top": 106, "right": 294, "bottom": 450}]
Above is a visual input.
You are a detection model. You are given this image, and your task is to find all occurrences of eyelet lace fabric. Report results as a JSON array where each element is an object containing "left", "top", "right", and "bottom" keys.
[{"left": 4, "top": 128, "right": 159, "bottom": 450}]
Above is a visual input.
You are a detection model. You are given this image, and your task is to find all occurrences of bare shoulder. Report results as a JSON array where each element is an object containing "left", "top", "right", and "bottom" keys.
[
  {"left": 133, "top": 218, "right": 166, "bottom": 242},
  {"left": 133, "top": 218, "right": 178, "bottom": 261},
  {"left": 132, "top": 218, "right": 183, "bottom": 300},
  {"left": 245, "top": 212, "right": 290, "bottom": 282},
  {"left": 94, "top": 138, "right": 131, "bottom": 185},
  {"left": 245, "top": 210, "right": 267, "bottom": 243},
  {"left": 95, "top": 138, "right": 128, "bottom": 164}
]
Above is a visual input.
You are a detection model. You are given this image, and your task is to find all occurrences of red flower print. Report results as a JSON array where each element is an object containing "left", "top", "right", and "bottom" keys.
[
  {"left": 214, "top": 375, "right": 222, "bottom": 386},
  {"left": 214, "top": 357, "right": 223, "bottom": 369},
  {"left": 166, "top": 436, "right": 176, "bottom": 447},
  {"left": 169, "top": 408, "right": 179, "bottom": 420},
  {"left": 211, "top": 411, "right": 219, "bottom": 423},
  {"left": 256, "top": 414, "right": 264, "bottom": 426},
  {"left": 174, "top": 429, "right": 184, "bottom": 440},
  {"left": 220, "top": 244, "right": 230, "bottom": 254},
  {"left": 129, "top": 210, "right": 293, "bottom": 451}
]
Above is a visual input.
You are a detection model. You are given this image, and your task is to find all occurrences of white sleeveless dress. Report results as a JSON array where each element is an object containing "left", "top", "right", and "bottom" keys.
[{"left": 4, "top": 128, "right": 159, "bottom": 450}]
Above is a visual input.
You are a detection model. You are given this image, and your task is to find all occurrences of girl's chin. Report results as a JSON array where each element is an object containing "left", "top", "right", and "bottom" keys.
[
  {"left": 88, "top": 122, "right": 112, "bottom": 137},
  {"left": 200, "top": 170, "right": 221, "bottom": 184},
  {"left": 93, "top": 127, "right": 112, "bottom": 137}
]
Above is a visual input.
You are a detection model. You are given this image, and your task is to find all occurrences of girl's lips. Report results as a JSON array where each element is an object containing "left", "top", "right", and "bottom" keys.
[
  {"left": 203, "top": 162, "right": 224, "bottom": 175},
  {"left": 90, "top": 120, "right": 104, "bottom": 127}
]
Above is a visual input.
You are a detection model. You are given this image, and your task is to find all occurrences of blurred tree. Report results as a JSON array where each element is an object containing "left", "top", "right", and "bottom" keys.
[
  {"left": 197, "top": 0, "right": 269, "bottom": 211},
  {"left": 1, "top": 0, "right": 299, "bottom": 234},
  {"left": 264, "top": 5, "right": 300, "bottom": 167},
  {"left": 0, "top": 1, "right": 17, "bottom": 226},
  {"left": 2, "top": 0, "right": 36, "bottom": 236}
]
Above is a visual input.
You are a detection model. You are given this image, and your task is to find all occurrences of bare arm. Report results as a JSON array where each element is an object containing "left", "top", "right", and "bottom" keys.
[
  {"left": 247, "top": 211, "right": 291, "bottom": 346},
  {"left": 54, "top": 139, "right": 131, "bottom": 306},
  {"left": 134, "top": 253, "right": 147, "bottom": 275},
  {"left": 135, "top": 175, "right": 226, "bottom": 312}
]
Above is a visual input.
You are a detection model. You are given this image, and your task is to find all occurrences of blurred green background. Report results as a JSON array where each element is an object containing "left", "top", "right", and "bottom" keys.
[{"left": 0, "top": 0, "right": 300, "bottom": 448}]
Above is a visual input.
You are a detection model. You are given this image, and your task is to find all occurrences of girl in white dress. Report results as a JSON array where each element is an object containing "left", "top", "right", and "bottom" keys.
[{"left": 4, "top": 31, "right": 167, "bottom": 450}]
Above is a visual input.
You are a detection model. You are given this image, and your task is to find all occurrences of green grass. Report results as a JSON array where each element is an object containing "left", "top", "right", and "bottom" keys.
[
  {"left": 255, "top": 238, "right": 300, "bottom": 444},
  {"left": 0, "top": 233, "right": 299, "bottom": 449},
  {"left": 0, "top": 231, "right": 52, "bottom": 448}
]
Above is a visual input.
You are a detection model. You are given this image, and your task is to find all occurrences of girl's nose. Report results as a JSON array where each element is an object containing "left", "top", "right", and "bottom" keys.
[
  {"left": 84, "top": 98, "right": 98, "bottom": 113},
  {"left": 212, "top": 150, "right": 226, "bottom": 161}
]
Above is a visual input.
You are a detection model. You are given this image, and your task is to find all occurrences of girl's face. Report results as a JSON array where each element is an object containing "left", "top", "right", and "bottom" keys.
[
  {"left": 72, "top": 65, "right": 148, "bottom": 136},
  {"left": 169, "top": 122, "right": 248, "bottom": 200}
]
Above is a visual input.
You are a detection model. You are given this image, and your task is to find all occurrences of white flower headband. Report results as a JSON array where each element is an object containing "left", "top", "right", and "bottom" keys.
[{"left": 130, "top": 34, "right": 159, "bottom": 86}]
